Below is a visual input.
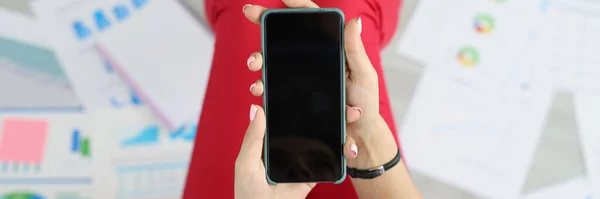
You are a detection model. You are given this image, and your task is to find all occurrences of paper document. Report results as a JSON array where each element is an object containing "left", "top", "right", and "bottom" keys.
[
  {"left": 530, "top": 0, "right": 600, "bottom": 92},
  {"left": 400, "top": 67, "right": 552, "bottom": 198},
  {"left": 428, "top": 0, "right": 543, "bottom": 86},
  {"left": 96, "top": 0, "right": 214, "bottom": 131},
  {"left": 400, "top": 1, "right": 554, "bottom": 197},
  {"left": 91, "top": 109, "right": 194, "bottom": 199},
  {"left": 31, "top": 0, "right": 149, "bottom": 110},
  {"left": 0, "top": 9, "right": 82, "bottom": 112},
  {"left": 574, "top": 92, "right": 600, "bottom": 199},
  {"left": 521, "top": 177, "right": 592, "bottom": 199},
  {"left": 397, "top": 0, "right": 541, "bottom": 65},
  {"left": 396, "top": 0, "right": 454, "bottom": 63}
]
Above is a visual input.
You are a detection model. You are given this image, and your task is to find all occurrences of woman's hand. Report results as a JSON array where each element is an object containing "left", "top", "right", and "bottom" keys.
[
  {"left": 236, "top": 2, "right": 366, "bottom": 199},
  {"left": 244, "top": 0, "right": 397, "bottom": 171},
  {"left": 234, "top": 105, "right": 315, "bottom": 199},
  {"left": 238, "top": 1, "right": 421, "bottom": 198}
]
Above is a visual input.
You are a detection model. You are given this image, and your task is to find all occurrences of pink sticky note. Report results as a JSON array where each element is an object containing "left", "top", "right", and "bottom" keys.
[{"left": 0, "top": 119, "right": 49, "bottom": 164}]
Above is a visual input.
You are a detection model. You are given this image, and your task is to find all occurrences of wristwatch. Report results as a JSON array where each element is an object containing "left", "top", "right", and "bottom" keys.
[{"left": 346, "top": 149, "right": 401, "bottom": 179}]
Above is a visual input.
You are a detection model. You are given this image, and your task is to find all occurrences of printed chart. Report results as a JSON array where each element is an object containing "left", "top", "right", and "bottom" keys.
[
  {"left": 0, "top": 114, "right": 92, "bottom": 180},
  {"left": 429, "top": 0, "right": 543, "bottom": 87},
  {"left": 0, "top": 119, "right": 48, "bottom": 173},
  {"left": 0, "top": 37, "right": 82, "bottom": 112},
  {"left": 400, "top": 68, "right": 553, "bottom": 199},
  {"left": 91, "top": 109, "right": 194, "bottom": 199},
  {"left": 530, "top": 0, "right": 600, "bottom": 92},
  {"left": 31, "top": 0, "right": 150, "bottom": 110},
  {"left": 120, "top": 124, "right": 196, "bottom": 148},
  {"left": 113, "top": 156, "right": 189, "bottom": 198},
  {"left": 70, "top": 129, "right": 91, "bottom": 158}
]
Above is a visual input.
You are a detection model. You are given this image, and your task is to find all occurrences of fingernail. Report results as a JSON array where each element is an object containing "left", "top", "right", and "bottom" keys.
[
  {"left": 351, "top": 107, "right": 362, "bottom": 116},
  {"left": 250, "top": 104, "right": 257, "bottom": 121},
  {"left": 242, "top": 4, "right": 252, "bottom": 14},
  {"left": 350, "top": 144, "right": 358, "bottom": 158},
  {"left": 247, "top": 55, "right": 255, "bottom": 67},
  {"left": 357, "top": 18, "right": 362, "bottom": 35},
  {"left": 249, "top": 83, "right": 256, "bottom": 92}
]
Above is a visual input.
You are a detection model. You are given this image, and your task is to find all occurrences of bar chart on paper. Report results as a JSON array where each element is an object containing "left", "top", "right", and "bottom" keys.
[
  {"left": 120, "top": 124, "right": 196, "bottom": 148},
  {"left": 121, "top": 125, "right": 160, "bottom": 147},
  {"left": 55, "top": 127, "right": 94, "bottom": 176},
  {"left": 0, "top": 119, "right": 49, "bottom": 173},
  {"left": 70, "top": 129, "right": 90, "bottom": 158}
]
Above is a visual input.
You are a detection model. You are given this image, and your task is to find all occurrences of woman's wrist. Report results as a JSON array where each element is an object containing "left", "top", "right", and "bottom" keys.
[{"left": 347, "top": 115, "right": 398, "bottom": 170}]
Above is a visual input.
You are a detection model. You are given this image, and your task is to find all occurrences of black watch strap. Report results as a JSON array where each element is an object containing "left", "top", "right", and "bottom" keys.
[{"left": 347, "top": 149, "right": 401, "bottom": 179}]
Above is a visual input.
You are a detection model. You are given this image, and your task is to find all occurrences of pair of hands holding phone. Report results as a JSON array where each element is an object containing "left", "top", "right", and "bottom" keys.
[{"left": 235, "top": 0, "right": 398, "bottom": 198}]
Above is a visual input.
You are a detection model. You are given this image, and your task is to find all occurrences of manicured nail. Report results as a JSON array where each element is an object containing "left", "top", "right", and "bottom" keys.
[
  {"left": 250, "top": 104, "right": 257, "bottom": 121},
  {"left": 247, "top": 55, "right": 255, "bottom": 67},
  {"left": 351, "top": 107, "right": 362, "bottom": 116},
  {"left": 357, "top": 18, "right": 362, "bottom": 35},
  {"left": 250, "top": 83, "right": 256, "bottom": 92},
  {"left": 350, "top": 144, "right": 358, "bottom": 158},
  {"left": 242, "top": 4, "right": 252, "bottom": 14}
]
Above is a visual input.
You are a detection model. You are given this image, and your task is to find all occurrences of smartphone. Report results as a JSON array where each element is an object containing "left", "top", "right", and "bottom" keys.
[{"left": 261, "top": 8, "right": 346, "bottom": 184}]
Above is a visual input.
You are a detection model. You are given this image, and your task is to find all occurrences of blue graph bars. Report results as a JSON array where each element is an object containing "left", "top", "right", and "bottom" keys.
[
  {"left": 121, "top": 125, "right": 160, "bottom": 147},
  {"left": 71, "top": 129, "right": 91, "bottom": 157},
  {"left": 71, "top": 0, "right": 150, "bottom": 41},
  {"left": 71, "top": 129, "right": 80, "bottom": 152}
]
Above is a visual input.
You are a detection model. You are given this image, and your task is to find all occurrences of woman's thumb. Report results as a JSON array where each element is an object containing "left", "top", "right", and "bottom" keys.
[
  {"left": 344, "top": 18, "right": 377, "bottom": 79},
  {"left": 236, "top": 104, "right": 266, "bottom": 168}
]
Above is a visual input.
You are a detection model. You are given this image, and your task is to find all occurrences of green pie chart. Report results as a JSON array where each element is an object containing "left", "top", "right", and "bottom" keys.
[{"left": 2, "top": 192, "right": 45, "bottom": 199}]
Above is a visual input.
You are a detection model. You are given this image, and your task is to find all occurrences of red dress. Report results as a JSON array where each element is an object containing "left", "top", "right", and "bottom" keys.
[{"left": 184, "top": 0, "right": 402, "bottom": 198}]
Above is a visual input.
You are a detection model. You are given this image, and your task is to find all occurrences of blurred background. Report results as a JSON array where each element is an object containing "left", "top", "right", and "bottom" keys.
[{"left": 0, "top": 0, "right": 598, "bottom": 198}]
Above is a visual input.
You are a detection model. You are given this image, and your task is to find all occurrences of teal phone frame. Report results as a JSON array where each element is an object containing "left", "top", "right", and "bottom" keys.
[{"left": 261, "top": 8, "right": 346, "bottom": 185}]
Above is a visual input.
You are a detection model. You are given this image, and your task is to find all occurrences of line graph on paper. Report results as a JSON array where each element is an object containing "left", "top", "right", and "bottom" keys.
[
  {"left": 424, "top": 86, "right": 517, "bottom": 169},
  {"left": 0, "top": 37, "right": 82, "bottom": 112}
]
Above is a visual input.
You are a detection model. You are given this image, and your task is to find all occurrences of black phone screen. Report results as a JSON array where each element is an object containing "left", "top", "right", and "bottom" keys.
[{"left": 263, "top": 11, "right": 344, "bottom": 183}]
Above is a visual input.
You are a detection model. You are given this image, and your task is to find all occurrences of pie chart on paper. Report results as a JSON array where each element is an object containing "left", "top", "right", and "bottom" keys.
[
  {"left": 457, "top": 46, "right": 480, "bottom": 68},
  {"left": 474, "top": 14, "right": 495, "bottom": 34},
  {"left": 1, "top": 192, "right": 45, "bottom": 199}
]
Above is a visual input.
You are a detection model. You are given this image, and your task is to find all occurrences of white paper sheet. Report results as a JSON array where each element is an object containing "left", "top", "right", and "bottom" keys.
[
  {"left": 397, "top": 0, "right": 542, "bottom": 65},
  {"left": 574, "top": 92, "right": 600, "bottom": 199},
  {"left": 528, "top": 0, "right": 600, "bottom": 92},
  {"left": 521, "top": 177, "right": 592, "bottom": 199},
  {"left": 400, "top": 14, "right": 555, "bottom": 194},
  {"left": 31, "top": 0, "right": 150, "bottom": 110},
  {"left": 95, "top": 0, "right": 213, "bottom": 131},
  {"left": 428, "top": 0, "right": 544, "bottom": 85},
  {"left": 396, "top": 0, "right": 454, "bottom": 63},
  {"left": 91, "top": 109, "right": 193, "bottom": 199},
  {"left": 0, "top": 9, "right": 83, "bottom": 112}
]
